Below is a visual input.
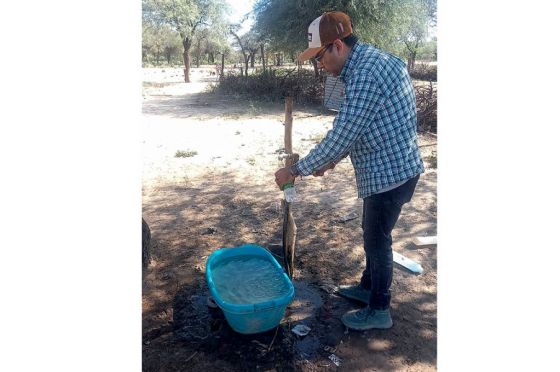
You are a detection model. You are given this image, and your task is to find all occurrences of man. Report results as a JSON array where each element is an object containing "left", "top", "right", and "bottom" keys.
[{"left": 274, "top": 11, "right": 424, "bottom": 330}]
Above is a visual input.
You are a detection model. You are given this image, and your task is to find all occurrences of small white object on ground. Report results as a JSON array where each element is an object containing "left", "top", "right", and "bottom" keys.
[
  {"left": 413, "top": 235, "right": 437, "bottom": 246},
  {"left": 291, "top": 324, "right": 311, "bottom": 337},
  {"left": 329, "top": 354, "right": 342, "bottom": 366},
  {"left": 393, "top": 251, "right": 424, "bottom": 274}
]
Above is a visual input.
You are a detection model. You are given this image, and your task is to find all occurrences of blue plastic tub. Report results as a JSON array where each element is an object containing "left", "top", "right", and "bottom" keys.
[{"left": 206, "top": 244, "right": 295, "bottom": 334}]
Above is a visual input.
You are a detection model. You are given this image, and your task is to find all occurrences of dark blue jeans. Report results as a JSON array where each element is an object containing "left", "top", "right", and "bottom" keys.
[{"left": 359, "top": 174, "right": 420, "bottom": 310}]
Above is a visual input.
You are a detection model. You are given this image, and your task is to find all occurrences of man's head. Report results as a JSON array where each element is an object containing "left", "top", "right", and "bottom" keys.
[{"left": 298, "top": 11, "right": 356, "bottom": 76}]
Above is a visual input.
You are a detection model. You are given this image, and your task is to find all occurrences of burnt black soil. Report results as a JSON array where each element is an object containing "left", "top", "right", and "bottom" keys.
[{"left": 142, "top": 248, "right": 365, "bottom": 372}]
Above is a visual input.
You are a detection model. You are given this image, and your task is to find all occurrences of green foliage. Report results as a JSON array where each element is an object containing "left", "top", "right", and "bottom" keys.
[
  {"left": 142, "top": 0, "right": 230, "bottom": 74},
  {"left": 416, "top": 38, "right": 437, "bottom": 61},
  {"left": 143, "top": 0, "right": 229, "bottom": 40},
  {"left": 253, "top": 0, "right": 313, "bottom": 55},
  {"left": 192, "top": 27, "right": 231, "bottom": 66},
  {"left": 395, "top": 0, "right": 435, "bottom": 68},
  {"left": 142, "top": 23, "right": 183, "bottom": 65},
  {"left": 252, "top": 0, "right": 436, "bottom": 60},
  {"left": 212, "top": 68, "right": 324, "bottom": 104}
]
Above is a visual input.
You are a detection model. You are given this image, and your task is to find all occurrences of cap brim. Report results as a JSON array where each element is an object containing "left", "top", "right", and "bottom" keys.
[{"left": 298, "top": 47, "right": 323, "bottom": 62}]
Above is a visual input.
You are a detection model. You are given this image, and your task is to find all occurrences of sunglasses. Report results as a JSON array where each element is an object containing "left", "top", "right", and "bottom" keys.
[{"left": 315, "top": 43, "right": 334, "bottom": 62}]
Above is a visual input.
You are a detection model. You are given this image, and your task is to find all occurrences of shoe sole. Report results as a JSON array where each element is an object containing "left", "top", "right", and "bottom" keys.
[
  {"left": 341, "top": 318, "right": 393, "bottom": 330},
  {"left": 336, "top": 288, "right": 369, "bottom": 305}
]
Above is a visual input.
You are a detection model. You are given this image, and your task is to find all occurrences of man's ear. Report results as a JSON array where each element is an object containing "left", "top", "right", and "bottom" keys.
[{"left": 334, "top": 39, "right": 345, "bottom": 54}]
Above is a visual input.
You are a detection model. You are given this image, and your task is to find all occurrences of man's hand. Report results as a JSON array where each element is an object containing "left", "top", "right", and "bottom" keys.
[
  {"left": 275, "top": 167, "right": 295, "bottom": 190},
  {"left": 312, "top": 161, "right": 336, "bottom": 177}
]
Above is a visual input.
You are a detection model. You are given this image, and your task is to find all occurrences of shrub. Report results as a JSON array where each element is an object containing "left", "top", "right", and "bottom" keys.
[
  {"left": 211, "top": 68, "right": 324, "bottom": 105},
  {"left": 410, "top": 63, "right": 437, "bottom": 82},
  {"left": 426, "top": 150, "right": 437, "bottom": 169},
  {"left": 175, "top": 150, "right": 197, "bottom": 158},
  {"left": 414, "top": 82, "right": 437, "bottom": 133}
]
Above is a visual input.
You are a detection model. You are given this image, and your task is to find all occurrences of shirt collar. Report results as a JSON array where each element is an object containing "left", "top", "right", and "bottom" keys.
[{"left": 339, "top": 42, "right": 360, "bottom": 83}]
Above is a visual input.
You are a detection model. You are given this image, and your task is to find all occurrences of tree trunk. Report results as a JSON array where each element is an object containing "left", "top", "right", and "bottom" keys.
[
  {"left": 244, "top": 55, "right": 249, "bottom": 76},
  {"left": 166, "top": 50, "right": 171, "bottom": 65},
  {"left": 260, "top": 44, "right": 266, "bottom": 74},
  {"left": 309, "top": 58, "right": 318, "bottom": 78},
  {"left": 405, "top": 39, "right": 419, "bottom": 72},
  {"left": 221, "top": 53, "right": 225, "bottom": 78},
  {"left": 250, "top": 53, "right": 255, "bottom": 68},
  {"left": 407, "top": 52, "right": 416, "bottom": 72},
  {"left": 182, "top": 37, "right": 192, "bottom": 83}
]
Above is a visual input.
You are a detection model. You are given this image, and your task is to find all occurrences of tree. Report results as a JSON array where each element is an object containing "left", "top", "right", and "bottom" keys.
[
  {"left": 253, "top": 0, "right": 436, "bottom": 64},
  {"left": 142, "top": 22, "right": 182, "bottom": 65},
  {"left": 192, "top": 24, "right": 229, "bottom": 67},
  {"left": 229, "top": 27, "right": 262, "bottom": 76},
  {"left": 163, "top": 29, "right": 182, "bottom": 65},
  {"left": 396, "top": 0, "right": 436, "bottom": 71},
  {"left": 142, "top": 0, "right": 229, "bottom": 82}
]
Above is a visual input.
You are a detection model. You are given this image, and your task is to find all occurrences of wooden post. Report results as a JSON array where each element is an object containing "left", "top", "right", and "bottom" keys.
[
  {"left": 284, "top": 97, "right": 293, "bottom": 155},
  {"left": 221, "top": 53, "right": 225, "bottom": 78},
  {"left": 282, "top": 96, "right": 297, "bottom": 279},
  {"left": 142, "top": 218, "right": 151, "bottom": 270}
]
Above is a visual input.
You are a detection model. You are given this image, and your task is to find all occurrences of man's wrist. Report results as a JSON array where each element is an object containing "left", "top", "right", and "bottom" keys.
[{"left": 289, "top": 163, "right": 300, "bottom": 177}]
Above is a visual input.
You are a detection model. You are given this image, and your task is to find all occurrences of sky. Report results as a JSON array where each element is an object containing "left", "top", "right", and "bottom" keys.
[{"left": 226, "top": 0, "right": 255, "bottom": 34}]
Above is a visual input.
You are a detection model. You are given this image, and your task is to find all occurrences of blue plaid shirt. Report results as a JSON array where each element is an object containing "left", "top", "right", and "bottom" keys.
[{"left": 294, "top": 43, "right": 424, "bottom": 199}]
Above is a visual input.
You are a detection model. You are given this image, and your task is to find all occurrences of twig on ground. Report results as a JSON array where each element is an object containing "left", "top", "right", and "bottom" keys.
[
  {"left": 268, "top": 326, "right": 280, "bottom": 352},
  {"left": 419, "top": 143, "right": 437, "bottom": 148},
  {"left": 185, "top": 351, "right": 198, "bottom": 363}
]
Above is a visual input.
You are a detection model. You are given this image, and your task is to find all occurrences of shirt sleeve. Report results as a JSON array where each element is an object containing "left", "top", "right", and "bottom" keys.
[{"left": 295, "top": 73, "right": 387, "bottom": 176}]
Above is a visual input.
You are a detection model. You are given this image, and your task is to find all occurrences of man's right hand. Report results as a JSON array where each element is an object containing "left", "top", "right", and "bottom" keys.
[
  {"left": 275, "top": 167, "right": 295, "bottom": 190},
  {"left": 312, "top": 161, "right": 336, "bottom": 177}
]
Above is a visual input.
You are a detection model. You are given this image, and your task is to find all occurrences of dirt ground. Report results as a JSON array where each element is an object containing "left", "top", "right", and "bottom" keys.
[{"left": 142, "top": 67, "right": 437, "bottom": 371}]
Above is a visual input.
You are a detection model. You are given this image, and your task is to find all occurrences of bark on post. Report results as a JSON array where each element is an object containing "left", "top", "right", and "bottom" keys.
[
  {"left": 142, "top": 218, "right": 151, "bottom": 270},
  {"left": 284, "top": 96, "right": 293, "bottom": 154}
]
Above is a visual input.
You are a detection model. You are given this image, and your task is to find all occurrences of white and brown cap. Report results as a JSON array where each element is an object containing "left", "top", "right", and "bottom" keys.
[{"left": 298, "top": 11, "right": 353, "bottom": 62}]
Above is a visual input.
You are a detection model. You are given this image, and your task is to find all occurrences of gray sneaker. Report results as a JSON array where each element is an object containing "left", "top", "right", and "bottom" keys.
[
  {"left": 336, "top": 284, "right": 370, "bottom": 305},
  {"left": 341, "top": 307, "right": 393, "bottom": 330}
]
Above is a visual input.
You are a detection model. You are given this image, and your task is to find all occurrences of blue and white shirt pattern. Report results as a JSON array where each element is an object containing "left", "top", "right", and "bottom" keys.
[{"left": 294, "top": 43, "right": 425, "bottom": 198}]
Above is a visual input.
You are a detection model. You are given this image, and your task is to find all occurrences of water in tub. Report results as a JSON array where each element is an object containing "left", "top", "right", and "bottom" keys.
[{"left": 212, "top": 255, "right": 290, "bottom": 304}]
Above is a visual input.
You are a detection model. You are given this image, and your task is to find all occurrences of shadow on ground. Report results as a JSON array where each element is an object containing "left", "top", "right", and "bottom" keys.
[
  {"left": 142, "top": 169, "right": 437, "bottom": 371},
  {"left": 142, "top": 82, "right": 335, "bottom": 121}
]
